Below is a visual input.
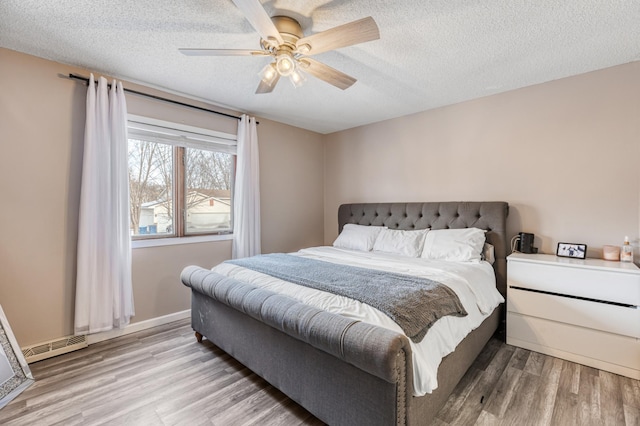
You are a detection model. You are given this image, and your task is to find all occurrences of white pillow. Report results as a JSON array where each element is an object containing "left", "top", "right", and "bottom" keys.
[
  {"left": 333, "top": 224, "right": 387, "bottom": 252},
  {"left": 421, "top": 228, "right": 486, "bottom": 262},
  {"left": 373, "top": 228, "right": 430, "bottom": 257}
]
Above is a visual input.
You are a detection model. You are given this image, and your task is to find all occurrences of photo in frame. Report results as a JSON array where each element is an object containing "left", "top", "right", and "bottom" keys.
[
  {"left": 556, "top": 242, "right": 587, "bottom": 259},
  {"left": 0, "top": 305, "right": 34, "bottom": 409}
]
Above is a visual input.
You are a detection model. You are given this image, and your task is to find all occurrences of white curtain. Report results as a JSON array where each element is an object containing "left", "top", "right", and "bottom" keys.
[
  {"left": 75, "top": 74, "right": 134, "bottom": 335},
  {"left": 232, "top": 115, "right": 261, "bottom": 259}
]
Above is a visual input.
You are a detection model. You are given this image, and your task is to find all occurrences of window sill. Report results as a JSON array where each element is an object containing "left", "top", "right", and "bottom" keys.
[{"left": 132, "top": 233, "right": 233, "bottom": 249}]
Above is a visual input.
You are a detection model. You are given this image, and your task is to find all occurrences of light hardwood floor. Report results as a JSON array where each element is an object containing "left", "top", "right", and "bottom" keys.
[{"left": 1, "top": 319, "right": 638, "bottom": 425}]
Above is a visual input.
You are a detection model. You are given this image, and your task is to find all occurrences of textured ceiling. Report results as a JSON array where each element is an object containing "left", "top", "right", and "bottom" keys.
[{"left": 1, "top": 1, "right": 639, "bottom": 134}]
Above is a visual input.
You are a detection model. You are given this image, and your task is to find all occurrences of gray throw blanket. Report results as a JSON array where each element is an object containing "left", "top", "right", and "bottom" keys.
[{"left": 226, "top": 253, "right": 467, "bottom": 343}]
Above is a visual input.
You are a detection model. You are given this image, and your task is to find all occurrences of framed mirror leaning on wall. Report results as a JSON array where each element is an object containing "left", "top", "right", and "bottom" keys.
[{"left": 0, "top": 305, "right": 34, "bottom": 409}]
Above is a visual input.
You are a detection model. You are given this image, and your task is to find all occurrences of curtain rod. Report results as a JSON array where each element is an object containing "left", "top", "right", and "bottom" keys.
[{"left": 67, "top": 73, "right": 252, "bottom": 123}]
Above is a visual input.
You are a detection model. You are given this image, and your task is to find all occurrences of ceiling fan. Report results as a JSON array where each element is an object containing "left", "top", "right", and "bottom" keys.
[{"left": 179, "top": 0, "right": 380, "bottom": 94}]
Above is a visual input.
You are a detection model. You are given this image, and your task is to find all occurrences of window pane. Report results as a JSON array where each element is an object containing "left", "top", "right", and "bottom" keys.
[
  {"left": 184, "top": 148, "right": 233, "bottom": 234},
  {"left": 128, "top": 139, "right": 174, "bottom": 237}
]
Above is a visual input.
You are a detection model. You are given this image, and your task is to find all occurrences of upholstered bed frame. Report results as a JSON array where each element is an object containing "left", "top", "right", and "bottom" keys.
[{"left": 181, "top": 201, "right": 509, "bottom": 425}]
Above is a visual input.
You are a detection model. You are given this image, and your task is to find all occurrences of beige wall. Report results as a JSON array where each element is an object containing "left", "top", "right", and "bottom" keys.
[
  {"left": 258, "top": 118, "right": 325, "bottom": 253},
  {"left": 3, "top": 45, "right": 637, "bottom": 347},
  {"left": 324, "top": 62, "right": 640, "bottom": 258},
  {"left": 0, "top": 48, "right": 324, "bottom": 346}
]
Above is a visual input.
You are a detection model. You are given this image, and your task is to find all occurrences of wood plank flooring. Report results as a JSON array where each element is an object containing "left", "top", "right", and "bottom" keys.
[{"left": 1, "top": 319, "right": 638, "bottom": 425}]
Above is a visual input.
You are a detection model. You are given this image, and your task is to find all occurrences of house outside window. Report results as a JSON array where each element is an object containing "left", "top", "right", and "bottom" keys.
[{"left": 127, "top": 115, "right": 237, "bottom": 239}]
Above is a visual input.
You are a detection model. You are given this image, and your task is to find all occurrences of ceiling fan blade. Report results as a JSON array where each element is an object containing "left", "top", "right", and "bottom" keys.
[
  {"left": 299, "top": 58, "right": 356, "bottom": 90},
  {"left": 231, "top": 0, "right": 284, "bottom": 46},
  {"left": 256, "top": 73, "right": 280, "bottom": 94},
  {"left": 296, "top": 17, "right": 379, "bottom": 56},
  {"left": 179, "top": 48, "right": 269, "bottom": 56}
]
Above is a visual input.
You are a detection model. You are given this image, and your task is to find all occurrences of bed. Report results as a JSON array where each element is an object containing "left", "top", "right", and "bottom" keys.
[{"left": 181, "top": 201, "right": 509, "bottom": 425}]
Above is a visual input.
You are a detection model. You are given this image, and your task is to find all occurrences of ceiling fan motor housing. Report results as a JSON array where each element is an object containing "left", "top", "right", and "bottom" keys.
[
  {"left": 263, "top": 16, "right": 303, "bottom": 77},
  {"left": 271, "top": 16, "right": 303, "bottom": 47}
]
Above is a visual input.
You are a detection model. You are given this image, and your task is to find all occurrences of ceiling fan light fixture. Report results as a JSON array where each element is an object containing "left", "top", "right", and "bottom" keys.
[
  {"left": 259, "top": 62, "right": 278, "bottom": 85},
  {"left": 275, "top": 53, "right": 295, "bottom": 76},
  {"left": 289, "top": 68, "right": 306, "bottom": 88}
]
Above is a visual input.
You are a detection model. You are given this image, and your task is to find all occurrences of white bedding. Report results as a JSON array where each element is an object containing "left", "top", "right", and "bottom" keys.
[{"left": 212, "top": 246, "right": 504, "bottom": 396}]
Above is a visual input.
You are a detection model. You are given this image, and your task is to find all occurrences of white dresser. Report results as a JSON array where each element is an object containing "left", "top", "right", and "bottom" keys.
[{"left": 506, "top": 252, "right": 640, "bottom": 379}]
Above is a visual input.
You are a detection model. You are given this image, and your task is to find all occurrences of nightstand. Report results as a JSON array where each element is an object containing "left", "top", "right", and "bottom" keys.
[{"left": 506, "top": 252, "right": 640, "bottom": 380}]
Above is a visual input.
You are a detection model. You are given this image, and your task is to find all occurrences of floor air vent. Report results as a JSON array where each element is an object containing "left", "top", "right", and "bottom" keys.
[{"left": 22, "top": 335, "right": 88, "bottom": 363}]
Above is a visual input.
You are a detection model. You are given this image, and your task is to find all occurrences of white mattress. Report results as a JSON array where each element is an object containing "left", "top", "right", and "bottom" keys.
[{"left": 212, "top": 246, "right": 504, "bottom": 396}]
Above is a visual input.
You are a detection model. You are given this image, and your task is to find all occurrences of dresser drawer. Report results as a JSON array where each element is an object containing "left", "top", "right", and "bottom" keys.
[
  {"left": 508, "top": 260, "right": 640, "bottom": 306},
  {"left": 507, "top": 286, "right": 640, "bottom": 338},
  {"left": 507, "top": 313, "right": 640, "bottom": 377}
]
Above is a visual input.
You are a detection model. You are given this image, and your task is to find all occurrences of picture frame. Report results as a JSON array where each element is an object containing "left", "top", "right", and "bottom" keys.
[
  {"left": 556, "top": 242, "right": 587, "bottom": 259},
  {"left": 0, "top": 305, "right": 34, "bottom": 409}
]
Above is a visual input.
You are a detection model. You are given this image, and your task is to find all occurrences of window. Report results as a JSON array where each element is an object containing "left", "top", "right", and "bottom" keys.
[{"left": 127, "top": 115, "right": 236, "bottom": 239}]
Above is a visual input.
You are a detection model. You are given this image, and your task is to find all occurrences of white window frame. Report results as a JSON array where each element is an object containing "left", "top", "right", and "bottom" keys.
[{"left": 127, "top": 114, "right": 237, "bottom": 248}]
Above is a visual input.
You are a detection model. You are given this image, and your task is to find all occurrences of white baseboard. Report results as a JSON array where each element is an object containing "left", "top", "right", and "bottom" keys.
[
  {"left": 87, "top": 309, "right": 191, "bottom": 345},
  {"left": 21, "top": 310, "right": 191, "bottom": 363}
]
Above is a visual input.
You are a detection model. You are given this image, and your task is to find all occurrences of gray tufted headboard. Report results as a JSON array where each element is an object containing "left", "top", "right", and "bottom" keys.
[{"left": 338, "top": 202, "right": 509, "bottom": 296}]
